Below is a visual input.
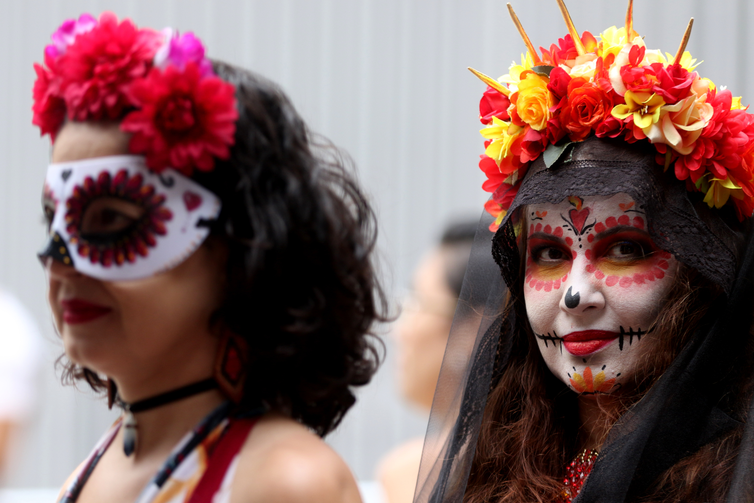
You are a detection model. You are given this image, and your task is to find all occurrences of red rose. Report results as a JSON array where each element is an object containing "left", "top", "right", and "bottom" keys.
[
  {"left": 547, "top": 67, "right": 571, "bottom": 112},
  {"left": 560, "top": 79, "right": 613, "bottom": 141},
  {"left": 545, "top": 117, "right": 567, "bottom": 145},
  {"left": 595, "top": 116, "right": 636, "bottom": 144},
  {"left": 516, "top": 127, "right": 547, "bottom": 162},
  {"left": 480, "top": 86, "right": 510, "bottom": 124},
  {"left": 59, "top": 12, "right": 160, "bottom": 121},
  {"left": 121, "top": 62, "right": 238, "bottom": 175}
]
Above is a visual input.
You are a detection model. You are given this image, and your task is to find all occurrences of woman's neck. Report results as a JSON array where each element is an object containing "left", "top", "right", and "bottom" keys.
[
  {"left": 577, "top": 394, "right": 621, "bottom": 451},
  {"left": 114, "top": 378, "right": 226, "bottom": 461}
]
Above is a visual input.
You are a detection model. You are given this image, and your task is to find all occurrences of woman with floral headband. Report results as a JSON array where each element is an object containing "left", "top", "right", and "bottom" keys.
[
  {"left": 413, "top": 2, "right": 754, "bottom": 502},
  {"left": 33, "top": 13, "right": 385, "bottom": 503}
]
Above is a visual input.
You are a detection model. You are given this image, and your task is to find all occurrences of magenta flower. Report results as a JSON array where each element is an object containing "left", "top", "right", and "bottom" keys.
[
  {"left": 45, "top": 13, "right": 96, "bottom": 59},
  {"left": 153, "top": 29, "right": 213, "bottom": 77}
]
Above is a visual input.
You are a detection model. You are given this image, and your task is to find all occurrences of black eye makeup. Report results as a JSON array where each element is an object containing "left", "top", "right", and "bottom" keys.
[
  {"left": 79, "top": 197, "right": 145, "bottom": 240},
  {"left": 528, "top": 236, "right": 571, "bottom": 266},
  {"left": 592, "top": 229, "right": 657, "bottom": 263}
]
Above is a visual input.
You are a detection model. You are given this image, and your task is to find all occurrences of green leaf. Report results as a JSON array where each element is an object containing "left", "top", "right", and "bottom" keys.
[
  {"left": 543, "top": 142, "right": 574, "bottom": 169},
  {"left": 531, "top": 65, "right": 555, "bottom": 77}
]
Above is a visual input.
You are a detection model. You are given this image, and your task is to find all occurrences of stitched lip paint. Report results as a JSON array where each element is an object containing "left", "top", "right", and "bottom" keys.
[
  {"left": 61, "top": 298, "right": 112, "bottom": 324},
  {"left": 562, "top": 330, "right": 617, "bottom": 356}
]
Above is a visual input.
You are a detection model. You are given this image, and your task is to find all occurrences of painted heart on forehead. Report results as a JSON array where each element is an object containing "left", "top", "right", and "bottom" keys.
[
  {"left": 568, "top": 207, "right": 591, "bottom": 235},
  {"left": 523, "top": 193, "right": 680, "bottom": 396}
]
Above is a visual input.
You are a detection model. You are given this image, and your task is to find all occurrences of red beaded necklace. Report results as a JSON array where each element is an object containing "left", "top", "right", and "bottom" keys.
[{"left": 557, "top": 448, "right": 598, "bottom": 503}]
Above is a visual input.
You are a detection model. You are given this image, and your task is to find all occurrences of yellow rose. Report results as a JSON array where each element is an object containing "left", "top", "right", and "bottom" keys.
[{"left": 513, "top": 71, "right": 552, "bottom": 131}]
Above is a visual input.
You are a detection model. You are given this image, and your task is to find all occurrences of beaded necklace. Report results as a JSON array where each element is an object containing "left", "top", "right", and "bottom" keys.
[{"left": 557, "top": 448, "right": 598, "bottom": 503}]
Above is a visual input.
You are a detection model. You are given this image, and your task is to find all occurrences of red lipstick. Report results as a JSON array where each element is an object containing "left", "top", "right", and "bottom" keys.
[
  {"left": 562, "top": 330, "right": 617, "bottom": 356},
  {"left": 60, "top": 299, "right": 112, "bottom": 325}
]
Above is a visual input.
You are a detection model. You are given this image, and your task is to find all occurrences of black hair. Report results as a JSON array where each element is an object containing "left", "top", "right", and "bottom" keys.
[{"left": 63, "top": 61, "right": 388, "bottom": 437}]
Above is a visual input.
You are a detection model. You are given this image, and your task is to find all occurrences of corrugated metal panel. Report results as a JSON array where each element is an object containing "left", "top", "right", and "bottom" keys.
[{"left": 0, "top": 0, "right": 751, "bottom": 487}]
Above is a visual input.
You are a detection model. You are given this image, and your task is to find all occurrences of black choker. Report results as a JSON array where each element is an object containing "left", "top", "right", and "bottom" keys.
[{"left": 115, "top": 377, "right": 218, "bottom": 456}]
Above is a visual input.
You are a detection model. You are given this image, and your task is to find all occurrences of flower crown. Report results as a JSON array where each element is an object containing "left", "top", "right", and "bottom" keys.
[
  {"left": 474, "top": 0, "right": 754, "bottom": 231},
  {"left": 32, "top": 12, "right": 238, "bottom": 176}
]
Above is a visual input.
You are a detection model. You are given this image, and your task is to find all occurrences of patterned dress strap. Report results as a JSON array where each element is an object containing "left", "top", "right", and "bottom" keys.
[
  {"left": 186, "top": 417, "right": 259, "bottom": 503},
  {"left": 57, "top": 420, "right": 122, "bottom": 503},
  {"left": 135, "top": 401, "right": 232, "bottom": 503}
]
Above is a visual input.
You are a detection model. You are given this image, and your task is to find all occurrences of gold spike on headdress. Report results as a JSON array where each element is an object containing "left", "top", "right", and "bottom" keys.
[
  {"left": 467, "top": 67, "right": 510, "bottom": 96},
  {"left": 507, "top": 3, "right": 542, "bottom": 65},
  {"left": 673, "top": 18, "right": 694, "bottom": 65},
  {"left": 555, "top": 0, "right": 585, "bottom": 56},
  {"left": 625, "top": 0, "right": 637, "bottom": 41}
]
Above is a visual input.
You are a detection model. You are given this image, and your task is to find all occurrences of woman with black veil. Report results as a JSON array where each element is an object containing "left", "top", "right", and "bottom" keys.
[{"left": 414, "top": 2, "right": 754, "bottom": 501}]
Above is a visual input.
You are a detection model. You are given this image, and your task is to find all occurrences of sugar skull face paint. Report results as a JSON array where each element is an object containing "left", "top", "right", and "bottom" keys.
[
  {"left": 40, "top": 155, "right": 221, "bottom": 281},
  {"left": 523, "top": 193, "right": 678, "bottom": 395}
]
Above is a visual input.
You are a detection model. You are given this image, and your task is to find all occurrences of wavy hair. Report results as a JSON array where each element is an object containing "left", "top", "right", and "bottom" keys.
[
  {"left": 463, "top": 231, "right": 750, "bottom": 502},
  {"left": 62, "top": 61, "right": 388, "bottom": 437}
]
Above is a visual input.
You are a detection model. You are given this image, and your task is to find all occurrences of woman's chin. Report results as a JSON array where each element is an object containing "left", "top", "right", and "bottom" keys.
[{"left": 62, "top": 333, "right": 116, "bottom": 373}]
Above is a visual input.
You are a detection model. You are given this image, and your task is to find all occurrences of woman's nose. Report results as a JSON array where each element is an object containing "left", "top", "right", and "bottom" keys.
[
  {"left": 559, "top": 257, "right": 605, "bottom": 315},
  {"left": 43, "top": 255, "right": 83, "bottom": 281}
]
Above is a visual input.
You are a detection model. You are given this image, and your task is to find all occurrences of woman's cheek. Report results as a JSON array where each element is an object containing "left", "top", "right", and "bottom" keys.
[
  {"left": 523, "top": 291, "right": 558, "bottom": 333},
  {"left": 525, "top": 258, "right": 570, "bottom": 293},
  {"left": 585, "top": 250, "right": 673, "bottom": 288}
]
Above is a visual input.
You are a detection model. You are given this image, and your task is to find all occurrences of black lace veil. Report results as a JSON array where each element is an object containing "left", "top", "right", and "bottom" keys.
[{"left": 413, "top": 137, "right": 754, "bottom": 502}]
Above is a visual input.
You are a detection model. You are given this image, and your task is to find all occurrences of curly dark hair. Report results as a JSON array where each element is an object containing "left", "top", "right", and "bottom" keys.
[{"left": 62, "top": 60, "right": 387, "bottom": 437}]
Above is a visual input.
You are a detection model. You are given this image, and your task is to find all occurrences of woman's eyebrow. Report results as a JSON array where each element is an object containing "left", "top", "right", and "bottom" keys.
[
  {"left": 593, "top": 225, "right": 650, "bottom": 241},
  {"left": 528, "top": 232, "right": 566, "bottom": 242}
]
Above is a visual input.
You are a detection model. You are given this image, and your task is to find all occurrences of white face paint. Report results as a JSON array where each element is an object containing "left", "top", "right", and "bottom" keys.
[
  {"left": 40, "top": 155, "right": 221, "bottom": 281},
  {"left": 523, "top": 193, "right": 678, "bottom": 395}
]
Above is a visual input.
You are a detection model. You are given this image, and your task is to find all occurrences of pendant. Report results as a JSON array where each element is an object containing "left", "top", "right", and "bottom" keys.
[{"left": 123, "top": 410, "right": 138, "bottom": 457}]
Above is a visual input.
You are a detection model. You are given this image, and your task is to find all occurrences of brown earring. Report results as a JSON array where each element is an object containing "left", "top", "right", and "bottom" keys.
[
  {"left": 214, "top": 330, "right": 248, "bottom": 403},
  {"left": 107, "top": 378, "right": 118, "bottom": 409}
]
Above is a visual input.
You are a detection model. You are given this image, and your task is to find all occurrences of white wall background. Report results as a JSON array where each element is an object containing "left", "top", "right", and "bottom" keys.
[{"left": 0, "top": 0, "right": 751, "bottom": 488}]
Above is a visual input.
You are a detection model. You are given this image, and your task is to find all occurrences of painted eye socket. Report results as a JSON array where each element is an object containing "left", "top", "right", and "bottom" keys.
[
  {"left": 604, "top": 240, "right": 649, "bottom": 261},
  {"left": 534, "top": 246, "right": 567, "bottom": 263},
  {"left": 64, "top": 170, "right": 173, "bottom": 268},
  {"left": 80, "top": 198, "right": 145, "bottom": 237}
]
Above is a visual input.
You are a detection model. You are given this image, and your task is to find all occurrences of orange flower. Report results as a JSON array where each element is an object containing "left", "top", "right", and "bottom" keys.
[
  {"left": 561, "top": 79, "right": 614, "bottom": 141},
  {"left": 570, "top": 367, "right": 616, "bottom": 394},
  {"left": 511, "top": 70, "right": 552, "bottom": 131}
]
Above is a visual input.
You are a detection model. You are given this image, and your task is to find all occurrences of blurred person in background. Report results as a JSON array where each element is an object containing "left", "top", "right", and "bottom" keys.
[
  {"left": 33, "top": 12, "right": 386, "bottom": 502},
  {"left": 0, "top": 288, "right": 41, "bottom": 478},
  {"left": 377, "top": 220, "right": 477, "bottom": 503}
]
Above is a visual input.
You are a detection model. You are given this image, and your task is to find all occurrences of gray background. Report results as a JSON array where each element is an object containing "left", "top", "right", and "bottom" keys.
[{"left": 0, "top": 0, "right": 750, "bottom": 488}]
